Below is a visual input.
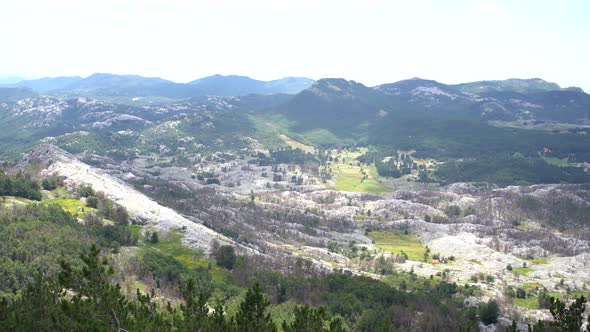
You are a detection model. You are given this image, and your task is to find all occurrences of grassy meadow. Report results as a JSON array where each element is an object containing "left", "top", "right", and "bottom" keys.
[{"left": 369, "top": 230, "right": 426, "bottom": 261}]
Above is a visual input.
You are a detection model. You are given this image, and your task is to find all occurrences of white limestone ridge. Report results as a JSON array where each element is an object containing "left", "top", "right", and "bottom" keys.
[{"left": 27, "top": 144, "right": 235, "bottom": 251}]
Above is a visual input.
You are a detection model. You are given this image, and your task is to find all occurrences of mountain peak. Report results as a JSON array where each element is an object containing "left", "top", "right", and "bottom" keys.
[
  {"left": 374, "top": 77, "right": 447, "bottom": 96},
  {"left": 454, "top": 78, "right": 563, "bottom": 94},
  {"left": 306, "top": 78, "right": 368, "bottom": 98},
  {"left": 188, "top": 75, "right": 314, "bottom": 95},
  {"left": 313, "top": 78, "right": 366, "bottom": 89}
]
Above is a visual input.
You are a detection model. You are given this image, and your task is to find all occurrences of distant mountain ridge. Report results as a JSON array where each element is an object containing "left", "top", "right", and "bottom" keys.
[
  {"left": 189, "top": 75, "right": 315, "bottom": 95},
  {"left": 453, "top": 78, "right": 581, "bottom": 94},
  {"left": 0, "top": 87, "right": 38, "bottom": 102},
  {"left": 4, "top": 73, "right": 584, "bottom": 100},
  {"left": 2, "top": 73, "right": 316, "bottom": 98},
  {"left": 7, "top": 76, "right": 83, "bottom": 93},
  {"left": 3, "top": 73, "right": 588, "bottom": 125},
  {"left": 0, "top": 75, "right": 589, "bottom": 186}
]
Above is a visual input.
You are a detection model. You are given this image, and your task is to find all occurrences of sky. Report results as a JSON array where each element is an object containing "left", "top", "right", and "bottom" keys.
[{"left": 1, "top": 0, "right": 589, "bottom": 90}]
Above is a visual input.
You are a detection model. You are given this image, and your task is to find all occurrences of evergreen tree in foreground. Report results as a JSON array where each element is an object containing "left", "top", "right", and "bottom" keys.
[
  {"left": 234, "top": 283, "right": 277, "bottom": 332},
  {"left": 0, "top": 244, "right": 352, "bottom": 331}
]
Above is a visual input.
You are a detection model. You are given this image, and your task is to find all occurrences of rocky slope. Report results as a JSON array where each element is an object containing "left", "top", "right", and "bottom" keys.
[{"left": 25, "top": 144, "right": 235, "bottom": 250}]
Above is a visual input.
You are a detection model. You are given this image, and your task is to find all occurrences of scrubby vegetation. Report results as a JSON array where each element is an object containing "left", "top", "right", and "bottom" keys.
[
  {"left": 0, "top": 171, "right": 42, "bottom": 200},
  {"left": 435, "top": 155, "right": 590, "bottom": 186}
]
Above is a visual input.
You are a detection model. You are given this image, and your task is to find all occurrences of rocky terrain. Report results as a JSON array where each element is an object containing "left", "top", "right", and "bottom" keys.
[
  {"left": 19, "top": 142, "right": 590, "bottom": 325},
  {"left": 25, "top": 144, "right": 236, "bottom": 250}
]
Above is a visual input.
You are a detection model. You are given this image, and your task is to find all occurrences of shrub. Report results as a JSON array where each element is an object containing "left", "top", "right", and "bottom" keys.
[
  {"left": 150, "top": 232, "right": 159, "bottom": 244},
  {"left": 479, "top": 300, "right": 499, "bottom": 325},
  {"left": 86, "top": 196, "right": 99, "bottom": 208},
  {"left": 78, "top": 185, "right": 95, "bottom": 198},
  {"left": 215, "top": 245, "right": 236, "bottom": 270}
]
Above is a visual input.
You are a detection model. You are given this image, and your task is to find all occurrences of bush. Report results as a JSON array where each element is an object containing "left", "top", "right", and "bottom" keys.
[
  {"left": 537, "top": 291, "right": 552, "bottom": 309},
  {"left": 140, "top": 250, "right": 187, "bottom": 283},
  {"left": 479, "top": 300, "right": 499, "bottom": 325},
  {"left": 215, "top": 245, "right": 236, "bottom": 270},
  {"left": 41, "top": 178, "right": 56, "bottom": 190},
  {"left": 445, "top": 205, "right": 461, "bottom": 218},
  {"left": 205, "top": 178, "right": 220, "bottom": 185},
  {"left": 86, "top": 196, "right": 99, "bottom": 208},
  {"left": 150, "top": 232, "right": 159, "bottom": 244},
  {"left": 111, "top": 241, "right": 120, "bottom": 254},
  {"left": 93, "top": 225, "right": 137, "bottom": 246},
  {"left": 78, "top": 185, "right": 95, "bottom": 198}
]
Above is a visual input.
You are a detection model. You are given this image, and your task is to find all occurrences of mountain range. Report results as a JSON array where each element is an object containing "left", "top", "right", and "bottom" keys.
[
  {"left": 0, "top": 73, "right": 316, "bottom": 98},
  {"left": 283, "top": 77, "right": 590, "bottom": 130},
  {"left": 1, "top": 73, "right": 590, "bottom": 185},
  {"left": 3, "top": 74, "right": 587, "bottom": 122}
]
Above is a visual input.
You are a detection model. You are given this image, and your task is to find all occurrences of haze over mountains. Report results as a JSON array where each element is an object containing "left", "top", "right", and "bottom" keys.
[
  {"left": 0, "top": 73, "right": 316, "bottom": 97},
  {"left": 1, "top": 72, "right": 589, "bottom": 186},
  {"left": 2, "top": 72, "right": 585, "bottom": 100}
]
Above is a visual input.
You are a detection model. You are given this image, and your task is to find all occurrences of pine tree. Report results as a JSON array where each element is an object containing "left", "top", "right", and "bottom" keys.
[
  {"left": 479, "top": 300, "right": 499, "bottom": 325},
  {"left": 234, "top": 283, "right": 276, "bottom": 332},
  {"left": 282, "top": 305, "right": 326, "bottom": 332},
  {"left": 179, "top": 278, "right": 214, "bottom": 331},
  {"left": 507, "top": 320, "right": 518, "bottom": 332},
  {"left": 150, "top": 231, "right": 159, "bottom": 243},
  {"left": 549, "top": 295, "right": 587, "bottom": 331}
]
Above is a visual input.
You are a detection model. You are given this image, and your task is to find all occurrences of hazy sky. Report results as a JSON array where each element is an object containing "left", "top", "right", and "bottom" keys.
[{"left": 1, "top": 0, "right": 589, "bottom": 90}]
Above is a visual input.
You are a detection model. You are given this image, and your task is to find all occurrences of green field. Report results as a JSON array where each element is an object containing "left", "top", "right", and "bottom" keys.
[
  {"left": 45, "top": 197, "right": 87, "bottom": 215},
  {"left": 279, "top": 134, "right": 316, "bottom": 154},
  {"left": 326, "top": 150, "right": 393, "bottom": 194},
  {"left": 2, "top": 196, "right": 34, "bottom": 205},
  {"left": 293, "top": 128, "right": 346, "bottom": 147},
  {"left": 513, "top": 282, "right": 544, "bottom": 309},
  {"left": 529, "top": 257, "right": 548, "bottom": 265},
  {"left": 511, "top": 284, "right": 590, "bottom": 310},
  {"left": 514, "top": 297, "right": 538, "bottom": 309},
  {"left": 567, "top": 290, "right": 590, "bottom": 299},
  {"left": 369, "top": 230, "right": 426, "bottom": 261},
  {"left": 141, "top": 230, "right": 229, "bottom": 282},
  {"left": 128, "top": 225, "right": 142, "bottom": 238},
  {"left": 513, "top": 266, "right": 533, "bottom": 276}
]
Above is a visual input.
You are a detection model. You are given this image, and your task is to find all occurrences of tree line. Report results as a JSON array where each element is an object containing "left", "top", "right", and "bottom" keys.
[{"left": 0, "top": 171, "right": 42, "bottom": 201}]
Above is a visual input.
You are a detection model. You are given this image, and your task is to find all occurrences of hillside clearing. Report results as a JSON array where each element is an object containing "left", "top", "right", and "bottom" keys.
[
  {"left": 326, "top": 149, "right": 393, "bottom": 194},
  {"left": 369, "top": 231, "right": 426, "bottom": 261}
]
